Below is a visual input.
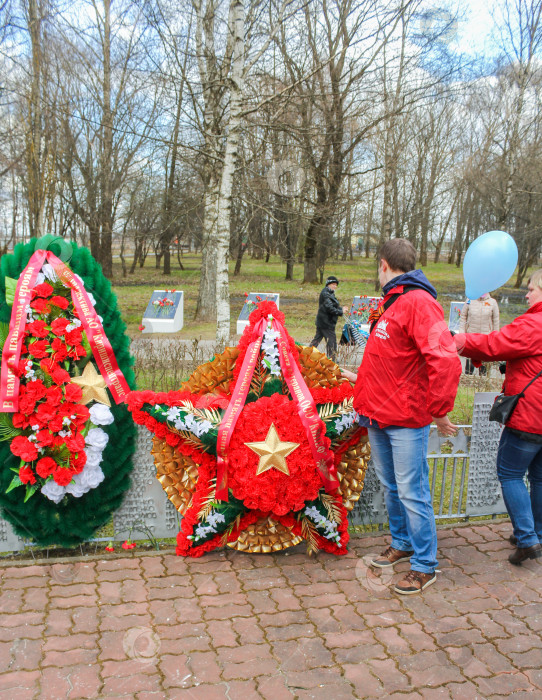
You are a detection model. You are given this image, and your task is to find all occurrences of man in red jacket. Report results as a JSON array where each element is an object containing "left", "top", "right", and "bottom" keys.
[{"left": 343, "top": 239, "right": 461, "bottom": 594}]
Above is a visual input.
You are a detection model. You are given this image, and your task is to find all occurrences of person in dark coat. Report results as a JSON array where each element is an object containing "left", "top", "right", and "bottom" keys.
[{"left": 310, "top": 275, "right": 348, "bottom": 360}]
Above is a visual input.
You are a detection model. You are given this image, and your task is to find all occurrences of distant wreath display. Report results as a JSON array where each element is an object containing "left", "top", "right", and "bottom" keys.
[
  {"left": 128, "top": 301, "right": 370, "bottom": 557},
  {"left": 0, "top": 236, "right": 136, "bottom": 546}
]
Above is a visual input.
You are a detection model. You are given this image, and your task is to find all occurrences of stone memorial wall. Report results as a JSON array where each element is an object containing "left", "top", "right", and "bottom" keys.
[{"left": 0, "top": 392, "right": 507, "bottom": 553}]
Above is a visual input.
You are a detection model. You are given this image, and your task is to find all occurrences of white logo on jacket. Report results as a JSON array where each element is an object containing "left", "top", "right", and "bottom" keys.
[{"left": 375, "top": 319, "right": 389, "bottom": 340}]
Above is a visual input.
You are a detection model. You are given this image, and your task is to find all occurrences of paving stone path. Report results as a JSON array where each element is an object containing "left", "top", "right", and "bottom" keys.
[{"left": 0, "top": 520, "right": 540, "bottom": 699}]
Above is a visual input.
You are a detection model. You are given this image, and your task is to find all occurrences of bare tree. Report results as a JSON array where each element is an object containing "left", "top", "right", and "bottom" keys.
[{"left": 57, "top": 0, "right": 160, "bottom": 277}]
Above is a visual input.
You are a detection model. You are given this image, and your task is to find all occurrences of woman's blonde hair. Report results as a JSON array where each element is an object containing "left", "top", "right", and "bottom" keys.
[{"left": 529, "top": 269, "right": 542, "bottom": 290}]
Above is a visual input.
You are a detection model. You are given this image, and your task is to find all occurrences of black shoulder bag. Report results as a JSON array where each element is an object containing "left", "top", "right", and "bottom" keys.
[
  {"left": 369, "top": 286, "right": 416, "bottom": 334},
  {"left": 489, "top": 368, "right": 542, "bottom": 424}
]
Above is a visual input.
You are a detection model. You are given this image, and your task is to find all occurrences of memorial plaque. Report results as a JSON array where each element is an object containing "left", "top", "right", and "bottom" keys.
[
  {"left": 113, "top": 426, "right": 181, "bottom": 540},
  {"left": 448, "top": 301, "right": 465, "bottom": 333},
  {"left": 236, "top": 293, "right": 280, "bottom": 335},
  {"left": 348, "top": 458, "right": 387, "bottom": 527},
  {"left": 0, "top": 520, "right": 29, "bottom": 553},
  {"left": 466, "top": 392, "right": 506, "bottom": 516},
  {"left": 142, "top": 290, "right": 184, "bottom": 333}
]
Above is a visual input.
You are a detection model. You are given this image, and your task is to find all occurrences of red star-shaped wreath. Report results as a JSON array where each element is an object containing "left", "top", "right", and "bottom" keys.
[{"left": 127, "top": 302, "right": 370, "bottom": 557}]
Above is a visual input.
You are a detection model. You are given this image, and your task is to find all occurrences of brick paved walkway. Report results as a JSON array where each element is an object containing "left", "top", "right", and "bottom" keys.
[{"left": 0, "top": 520, "right": 540, "bottom": 699}]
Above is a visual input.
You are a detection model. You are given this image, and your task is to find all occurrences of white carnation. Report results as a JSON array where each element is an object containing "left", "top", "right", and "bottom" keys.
[
  {"left": 65, "top": 479, "right": 87, "bottom": 498},
  {"left": 85, "top": 427, "right": 109, "bottom": 450},
  {"left": 79, "top": 464, "right": 105, "bottom": 490},
  {"left": 85, "top": 447, "right": 103, "bottom": 468},
  {"left": 89, "top": 404, "right": 114, "bottom": 426},
  {"left": 41, "top": 480, "right": 67, "bottom": 504},
  {"left": 33, "top": 272, "right": 45, "bottom": 286}
]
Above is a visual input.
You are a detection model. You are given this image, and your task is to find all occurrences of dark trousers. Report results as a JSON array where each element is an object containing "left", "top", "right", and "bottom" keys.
[
  {"left": 497, "top": 428, "right": 542, "bottom": 547},
  {"left": 465, "top": 358, "right": 486, "bottom": 376},
  {"left": 310, "top": 326, "right": 337, "bottom": 361}
]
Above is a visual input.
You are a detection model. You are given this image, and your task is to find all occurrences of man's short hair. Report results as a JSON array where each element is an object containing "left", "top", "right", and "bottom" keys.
[
  {"left": 378, "top": 239, "right": 416, "bottom": 273},
  {"left": 529, "top": 269, "right": 542, "bottom": 290}
]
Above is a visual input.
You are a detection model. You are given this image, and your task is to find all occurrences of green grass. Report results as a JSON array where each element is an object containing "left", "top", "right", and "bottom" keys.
[{"left": 112, "top": 253, "right": 535, "bottom": 340}]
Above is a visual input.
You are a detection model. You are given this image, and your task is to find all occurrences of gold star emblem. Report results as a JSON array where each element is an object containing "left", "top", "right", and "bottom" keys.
[
  {"left": 245, "top": 423, "right": 300, "bottom": 476},
  {"left": 70, "top": 362, "right": 111, "bottom": 406}
]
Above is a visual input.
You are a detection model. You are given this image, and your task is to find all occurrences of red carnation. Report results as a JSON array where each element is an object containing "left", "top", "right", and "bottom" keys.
[
  {"left": 36, "top": 430, "right": 55, "bottom": 448},
  {"left": 27, "top": 339, "right": 49, "bottom": 359},
  {"left": 11, "top": 436, "right": 39, "bottom": 462},
  {"left": 70, "top": 404, "right": 90, "bottom": 428},
  {"left": 36, "top": 457, "right": 57, "bottom": 479},
  {"left": 46, "top": 385, "right": 63, "bottom": 407},
  {"left": 60, "top": 401, "right": 77, "bottom": 417},
  {"left": 19, "top": 393, "right": 38, "bottom": 415},
  {"left": 30, "top": 298, "right": 51, "bottom": 314},
  {"left": 12, "top": 412, "right": 30, "bottom": 429},
  {"left": 26, "top": 379, "right": 47, "bottom": 398},
  {"left": 26, "top": 320, "right": 49, "bottom": 338},
  {"left": 41, "top": 358, "right": 70, "bottom": 384},
  {"left": 14, "top": 357, "right": 30, "bottom": 378},
  {"left": 69, "top": 452, "right": 87, "bottom": 473},
  {"left": 51, "top": 347, "right": 68, "bottom": 363},
  {"left": 64, "top": 383, "right": 83, "bottom": 403},
  {"left": 52, "top": 467, "right": 74, "bottom": 486},
  {"left": 65, "top": 328, "right": 82, "bottom": 345},
  {"left": 66, "top": 432, "right": 85, "bottom": 453},
  {"left": 50, "top": 365, "right": 71, "bottom": 385},
  {"left": 50, "top": 417, "right": 64, "bottom": 433},
  {"left": 50, "top": 295, "right": 69, "bottom": 310},
  {"left": 51, "top": 338, "right": 64, "bottom": 350},
  {"left": 32, "top": 282, "right": 54, "bottom": 298},
  {"left": 68, "top": 345, "right": 86, "bottom": 360},
  {"left": 19, "top": 465, "right": 36, "bottom": 485},
  {"left": 36, "top": 402, "right": 57, "bottom": 423},
  {"left": 50, "top": 318, "right": 70, "bottom": 336},
  {"left": 248, "top": 300, "right": 284, "bottom": 325}
]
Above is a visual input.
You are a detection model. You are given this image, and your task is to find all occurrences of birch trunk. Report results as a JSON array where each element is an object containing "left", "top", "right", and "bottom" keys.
[
  {"left": 100, "top": 0, "right": 114, "bottom": 278},
  {"left": 195, "top": 178, "right": 219, "bottom": 321},
  {"left": 215, "top": 0, "right": 244, "bottom": 345}
]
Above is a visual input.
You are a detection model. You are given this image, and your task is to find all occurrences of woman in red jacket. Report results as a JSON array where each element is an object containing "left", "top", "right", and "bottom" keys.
[{"left": 455, "top": 271, "right": 542, "bottom": 565}]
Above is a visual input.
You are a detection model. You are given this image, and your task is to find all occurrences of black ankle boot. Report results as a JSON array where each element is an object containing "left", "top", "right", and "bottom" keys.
[{"left": 509, "top": 543, "right": 542, "bottom": 565}]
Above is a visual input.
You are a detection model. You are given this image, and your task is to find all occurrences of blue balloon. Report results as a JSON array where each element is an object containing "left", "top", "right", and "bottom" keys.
[{"left": 463, "top": 230, "right": 518, "bottom": 300}]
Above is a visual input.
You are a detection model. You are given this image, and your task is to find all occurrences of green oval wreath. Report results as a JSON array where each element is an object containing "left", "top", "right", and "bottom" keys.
[{"left": 0, "top": 237, "right": 137, "bottom": 547}]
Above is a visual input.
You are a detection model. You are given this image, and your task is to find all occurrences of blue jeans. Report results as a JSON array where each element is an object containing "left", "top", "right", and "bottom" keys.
[
  {"left": 497, "top": 428, "right": 542, "bottom": 548},
  {"left": 368, "top": 424, "right": 437, "bottom": 573}
]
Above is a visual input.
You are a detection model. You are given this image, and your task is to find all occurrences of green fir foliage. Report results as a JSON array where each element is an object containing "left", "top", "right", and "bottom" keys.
[{"left": 0, "top": 238, "right": 137, "bottom": 547}]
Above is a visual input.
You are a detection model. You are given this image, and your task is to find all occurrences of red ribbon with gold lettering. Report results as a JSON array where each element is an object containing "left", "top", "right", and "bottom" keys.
[
  {"left": 0, "top": 250, "right": 48, "bottom": 411},
  {"left": 271, "top": 318, "right": 339, "bottom": 493},
  {"left": 47, "top": 252, "right": 130, "bottom": 404},
  {"left": 215, "top": 317, "right": 267, "bottom": 500}
]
